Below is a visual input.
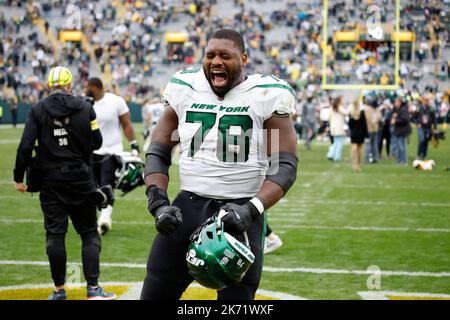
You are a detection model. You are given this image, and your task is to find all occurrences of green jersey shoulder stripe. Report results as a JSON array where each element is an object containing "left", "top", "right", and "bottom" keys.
[
  {"left": 246, "top": 84, "right": 295, "bottom": 96},
  {"left": 170, "top": 77, "right": 196, "bottom": 91}
]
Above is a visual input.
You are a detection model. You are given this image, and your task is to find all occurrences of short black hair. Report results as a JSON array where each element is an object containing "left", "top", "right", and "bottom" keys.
[
  {"left": 208, "top": 29, "right": 245, "bottom": 53},
  {"left": 87, "top": 77, "right": 103, "bottom": 90}
]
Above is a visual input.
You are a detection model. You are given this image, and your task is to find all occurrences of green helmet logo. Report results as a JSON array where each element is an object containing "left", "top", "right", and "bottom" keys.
[{"left": 186, "top": 215, "right": 255, "bottom": 290}]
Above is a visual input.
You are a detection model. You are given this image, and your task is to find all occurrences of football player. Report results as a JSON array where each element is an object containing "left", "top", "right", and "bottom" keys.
[
  {"left": 85, "top": 78, "right": 140, "bottom": 235},
  {"left": 141, "top": 29, "right": 298, "bottom": 300},
  {"left": 141, "top": 97, "right": 165, "bottom": 152}
]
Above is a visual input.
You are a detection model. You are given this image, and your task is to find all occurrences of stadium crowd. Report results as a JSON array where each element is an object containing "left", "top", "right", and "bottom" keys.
[
  {"left": 293, "top": 85, "right": 449, "bottom": 170},
  {"left": 0, "top": 0, "right": 449, "bottom": 162}
]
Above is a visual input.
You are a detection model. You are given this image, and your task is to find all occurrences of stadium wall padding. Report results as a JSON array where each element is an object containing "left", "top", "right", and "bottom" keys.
[{"left": 0, "top": 100, "right": 144, "bottom": 124}]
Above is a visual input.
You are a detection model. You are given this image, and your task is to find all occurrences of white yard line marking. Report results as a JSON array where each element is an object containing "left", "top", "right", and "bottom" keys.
[
  {"left": 358, "top": 291, "right": 450, "bottom": 300},
  {"left": 0, "top": 124, "right": 24, "bottom": 129},
  {"left": 262, "top": 267, "right": 450, "bottom": 277},
  {"left": 268, "top": 215, "right": 305, "bottom": 220},
  {"left": 274, "top": 199, "right": 450, "bottom": 207},
  {"left": 270, "top": 224, "right": 450, "bottom": 233},
  {"left": 0, "top": 139, "right": 20, "bottom": 144},
  {"left": 1, "top": 218, "right": 449, "bottom": 233},
  {"left": 299, "top": 172, "right": 449, "bottom": 179},
  {"left": 1, "top": 260, "right": 449, "bottom": 278},
  {"left": 336, "top": 184, "right": 450, "bottom": 191}
]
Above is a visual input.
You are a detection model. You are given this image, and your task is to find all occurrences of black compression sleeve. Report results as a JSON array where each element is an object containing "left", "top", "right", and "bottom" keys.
[
  {"left": 144, "top": 142, "right": 173, "bottom": 177},
  {"left": 266, "top": 152, "right": 298, "bottom": 194}
]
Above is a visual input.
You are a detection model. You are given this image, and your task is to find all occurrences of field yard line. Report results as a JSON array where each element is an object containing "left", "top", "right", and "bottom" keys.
[
  {"left": 274, "top": 199, "right": 450, "bottom": 207},
  {"left": 1, "top": 260, "right": 450, "bottom": 278},
  {"left": 299, "top": 172, "right": 450, "bottom": 179},
  {"left": 0, "top": 139, "right": 20, "bottom": 144},
  {"left": 335, "top": 184, "right": 450, "bottom": 191},
  {"left": 1, "top": 218, "right": 449, "bottom": 233},
  {"left": 262, "top": 267, "right": 450, "bottom": 277},
  {"left": 268, "top": 215, "right": 305, "bottom": 220},
  {"left": 0, "top": 218, "right": 153, "bottom": 225},
  {"left": 358, "top": 291, "right": 450, "bottom": 300},
  {"left": 0, "top": 124, "right": 24, "bottom": 129},
  {"left": 270, "top": 224, "right": 450, "bottom": 233}
]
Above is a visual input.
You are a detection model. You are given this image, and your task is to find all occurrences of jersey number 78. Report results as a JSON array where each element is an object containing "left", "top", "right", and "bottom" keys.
[{"left": 186, "top": 111, "right": 253, "bottom": 163}]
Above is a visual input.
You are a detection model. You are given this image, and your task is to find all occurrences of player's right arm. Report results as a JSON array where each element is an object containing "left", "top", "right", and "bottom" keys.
[
  {"left": 144, "top": 106, "right": 179, "bottom": 189},
  {"left": 144, "top": 106, "right": 181, "bottom": 236}
]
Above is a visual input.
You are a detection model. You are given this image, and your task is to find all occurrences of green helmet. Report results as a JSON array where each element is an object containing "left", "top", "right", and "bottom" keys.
[
  {"left": 114, "top": 152, "right": 145, "bottom": 195},
  {"left": 186, "top": 214, "right": 255, "bottom": 290}
]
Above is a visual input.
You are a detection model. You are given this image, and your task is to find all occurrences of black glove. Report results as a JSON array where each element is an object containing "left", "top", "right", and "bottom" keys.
[
  {"left": 219, "top": 202, "right": 259, "bottom": 235},
  {"left": 92, "top": 185, "right": 115, "bottom": 209},
  {"left": 153, "top": 205, "right": 182, "bottom": 236},
  {"left": 130, "top": 141, "right": 140, "bottom": 154},
  {"left": 146, "top": 185, "right": 182, "bottom": 236}
]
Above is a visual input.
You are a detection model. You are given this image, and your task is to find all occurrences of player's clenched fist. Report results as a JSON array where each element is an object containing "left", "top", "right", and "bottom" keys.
[
  {"left": 153, "top": 205, "right": 182, "bottom": 236},
  {"left": 146, "top": 185, "right": 182, "bottom": 236}
]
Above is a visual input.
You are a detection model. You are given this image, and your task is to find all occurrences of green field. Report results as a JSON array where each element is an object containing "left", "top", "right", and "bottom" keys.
[{"left": 1, "top": 124, "right": 449, "bottom": 300}]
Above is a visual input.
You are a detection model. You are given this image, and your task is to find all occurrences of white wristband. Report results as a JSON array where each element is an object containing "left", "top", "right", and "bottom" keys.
[{"left": 250, "top": 197, "right": 265, "bottom": 214}]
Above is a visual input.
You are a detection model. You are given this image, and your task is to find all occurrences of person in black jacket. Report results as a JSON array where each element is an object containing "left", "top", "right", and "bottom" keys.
[
  {"left": 378, "top": 101, "right": 393, "bottom": 159},
  {"left": 13, "top": 66, "right": 116, "bottom": 300},
  {"left": 415, "top": 96, "right": 437, "bottom": 160},
  {"left": 391, "top": 97, "right": 411, "bottom": 165}
]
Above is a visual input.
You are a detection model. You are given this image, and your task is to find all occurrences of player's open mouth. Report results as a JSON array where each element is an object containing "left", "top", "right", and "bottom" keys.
[{"left": 210, "top": 70, "right": 228, "bottom": 87}]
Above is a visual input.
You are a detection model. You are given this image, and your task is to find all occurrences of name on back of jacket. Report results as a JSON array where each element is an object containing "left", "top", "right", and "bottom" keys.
[{"left": 53, "top": 128, "right": 68, "bottom": 136}]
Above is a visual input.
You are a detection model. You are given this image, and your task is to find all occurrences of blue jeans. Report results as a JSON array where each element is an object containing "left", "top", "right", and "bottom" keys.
[
  {"left": 417, "top": 127, "right": 431, "bottom": 159},
  {"left": 327, "top": 135, "right": 345, "bottom": 161},
  {"left": 390, "top": 127, "right": 398, "bottom": 158},
  {"left": 365, "top": 132, "right": 379, "bottom": 162},
  {"left": 397, "top": 136, "right": 408, "bottom": 164}
]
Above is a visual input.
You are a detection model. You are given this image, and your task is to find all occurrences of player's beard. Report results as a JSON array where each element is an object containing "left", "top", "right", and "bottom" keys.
[{"left": 204, "top": 65, "right": 244, "bottom": 98}]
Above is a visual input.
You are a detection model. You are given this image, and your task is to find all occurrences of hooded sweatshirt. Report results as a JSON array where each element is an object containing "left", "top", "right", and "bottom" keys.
[{"left": 14, "top": 90, "right": 102, "bottom": 182}]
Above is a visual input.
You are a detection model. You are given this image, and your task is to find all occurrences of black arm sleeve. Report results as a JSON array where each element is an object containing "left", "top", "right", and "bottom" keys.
[
  {"left": 13, "top": 106, "right": 39, "bottom": 182},
  {"left": 90, "top": 106, "right": 103, "bottom": 151},
  {"left": 144, "top": 142, "right": 173, "bottom": 178},
  {"left": 266, "top": 152, "right": 298, "bottom": 194}
]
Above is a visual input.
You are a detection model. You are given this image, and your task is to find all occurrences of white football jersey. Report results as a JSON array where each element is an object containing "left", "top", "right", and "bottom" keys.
[{"left": 163, "top": 67, "right": 296, "bottom": 199}]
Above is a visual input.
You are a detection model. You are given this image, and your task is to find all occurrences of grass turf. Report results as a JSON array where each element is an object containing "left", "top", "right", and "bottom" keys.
[{"left": 0, "top": 123, "right": 449, "bottom": 299}]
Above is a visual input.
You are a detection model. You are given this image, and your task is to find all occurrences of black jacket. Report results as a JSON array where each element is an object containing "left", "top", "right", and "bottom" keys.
[
  {"left": 393, "top": 105, "right": 411, "bottom": 137},
  {"left": 14, "top": 90, "right": 102, "bottom": 183},
  {"left": 414, "top": 105, "right": 437, "bottom": 130}
]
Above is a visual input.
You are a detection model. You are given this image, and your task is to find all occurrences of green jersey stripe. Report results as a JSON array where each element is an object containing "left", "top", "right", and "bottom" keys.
[
  {"left": 170, "top": 77, "right": 196, "bottom": 91},
  {"left": 247, "top": 84, "right": 295, "bottom": 96}
]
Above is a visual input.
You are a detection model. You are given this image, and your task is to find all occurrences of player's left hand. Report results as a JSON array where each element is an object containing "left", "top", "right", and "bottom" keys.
[
  {"left": 219, "top": 202, "right": 259, "bottom": 235},
  {"left": 15, "top": 182, "right": 27, "bottom": 193}
]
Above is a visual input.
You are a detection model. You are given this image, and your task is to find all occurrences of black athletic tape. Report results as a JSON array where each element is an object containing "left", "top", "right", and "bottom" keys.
[
  {"left": 146, "top": 185, "right": 170, "bottom": 216},
  {"left": 266, "top": 152, "right": 298, "bottom": 193},
  {"left": 144, "top": 142, "right": 173, "bottom": 177}
]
